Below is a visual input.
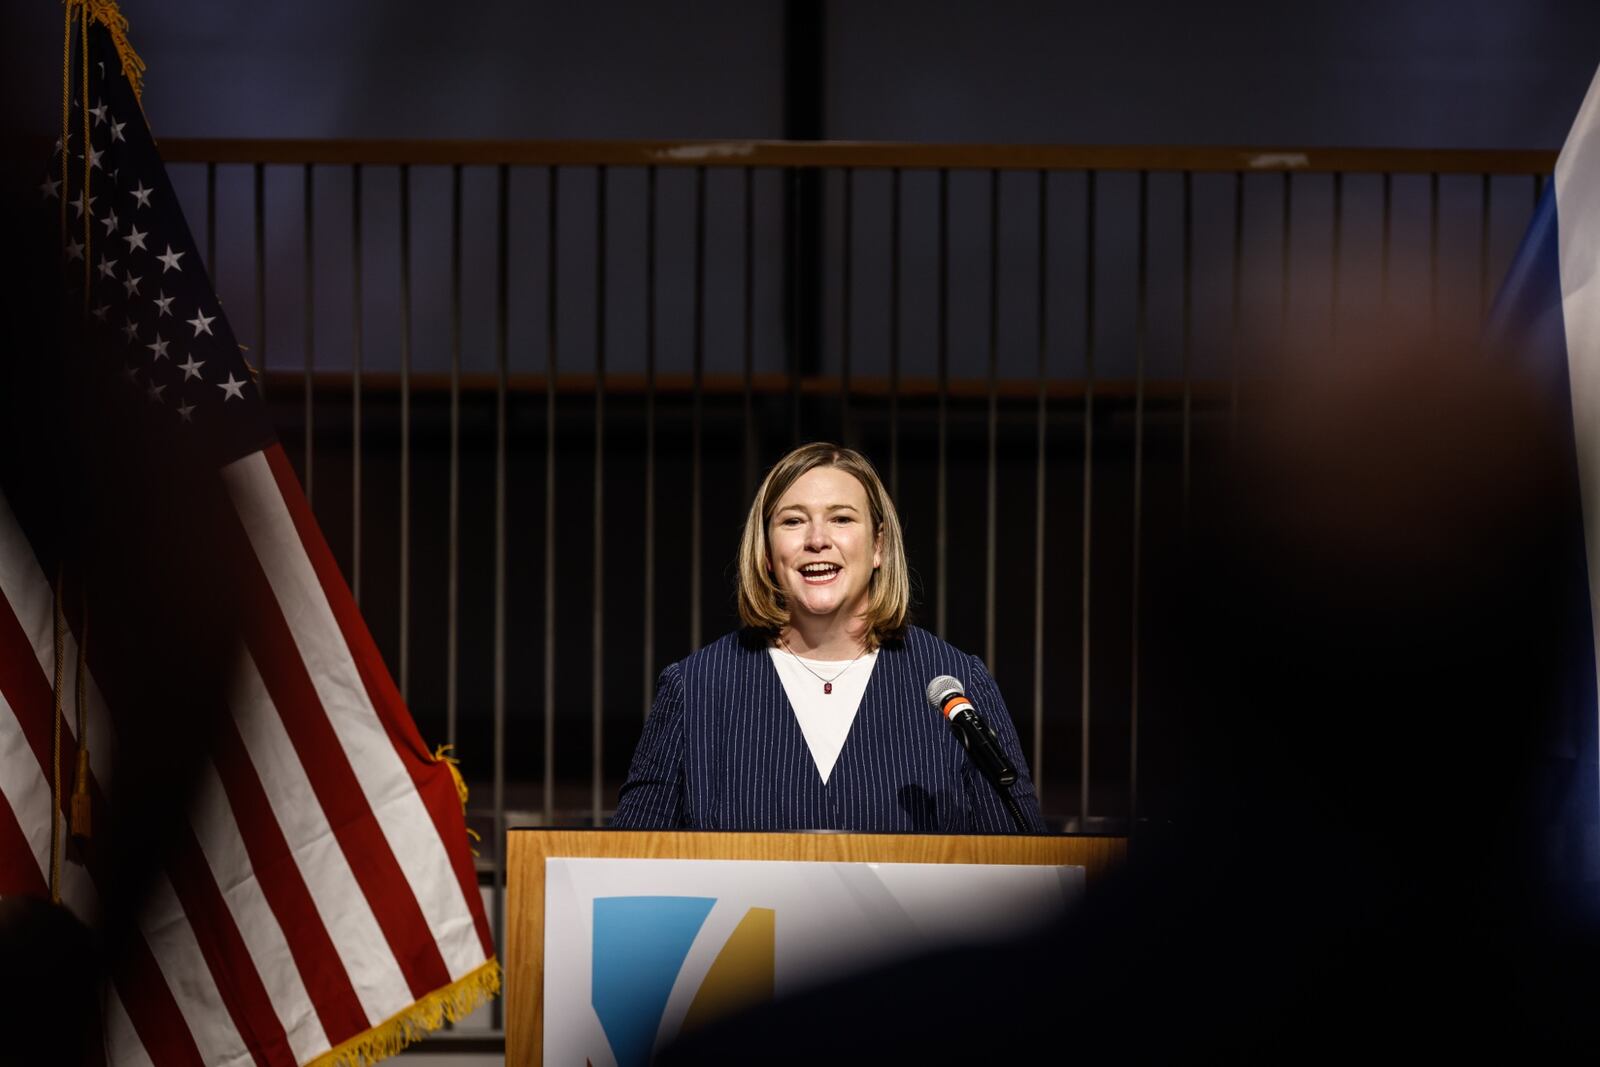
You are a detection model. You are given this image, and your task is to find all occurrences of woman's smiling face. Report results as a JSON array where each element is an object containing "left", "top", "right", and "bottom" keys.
[{"left": 767, "top": 466, "right": 882, "bottom": 628}]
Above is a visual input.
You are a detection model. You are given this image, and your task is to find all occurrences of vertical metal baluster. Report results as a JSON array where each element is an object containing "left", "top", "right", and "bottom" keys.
[
  {"left": 1129, "top": 170, "right": 1148, "bottom": 836},
  {"left": 743, "top": 168, "right": 756, "bottom": 494},
  {"left": 303, "top": 164, "right": 315, "bottom": 504},
  {"left": 691, "top": 166, "right": 706, "bottom": 651},
  {"left": 544, "top": 168, "right": 559, "bottom": 824},
  {"left": 1080, "top": 171, "right": 1097, "bottom": 826},
  {"left": 1330, "top": 172, "right": 1343, "bottom": 355},
  {"left": 889, "top": 168, "right": 902, "bottom": 500},
  {"left": 936, "top": 169, "right": 950, "bottom": 637},
  {"left": 254, "top": 162, "right": 266, "bottom": 402},
  {"left": 1032, "top": 170, "right": 1048, "bottom": 808},
  {"left": 1181, "top": 171, "right": 1193, "bottom": 517},
  {"left": 592, "top": 166, "right": 607, "bottom": 826},
  {"left": 352, "top": 164, "right": 363, "bottom": 604},
  {"left": 1479, "top": 174, "right": 1492, "bottom": 321},
  {"left": 206, "top": 161, "right": 217, "bottom": 283},
  {"left": 1429, "top": 171, "right": 1441, "bottom": 343},
  {"left": 399, "top": 164, "right": 413, "bottom": 701},
  {"left": 643, "top": 168, "right": 657, "bottom": 718},
  {"left": 1229, "top": 172, "right": 1243, "bottom": 442},
  {"left": 841, "top": 169, "right": 854, "bottom": 445},
  {"left": 985, "top": 170, "right": 1000, "bottom": 671},
  {"left": 1279, "top": 171, "right": 1292, "bottom": 362},
  {"left": 491, "top": 162, "right": 509, "bottom": 1031},
  {"left": 447, "top": 164, "right": 462, "bottom": 750},
  {"left": 1381, "top": 173, "right": 1393, "bottom": 316}
]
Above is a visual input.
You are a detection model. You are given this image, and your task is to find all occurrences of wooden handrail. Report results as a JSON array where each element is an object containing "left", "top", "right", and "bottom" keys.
[{"left": 153, "top": 138, "right": 1557, "bottom": 175}]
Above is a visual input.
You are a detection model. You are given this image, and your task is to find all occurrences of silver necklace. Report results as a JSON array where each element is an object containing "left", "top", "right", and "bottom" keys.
[{"left": 778, "top": 637, "right": 867, "bottom": 695}]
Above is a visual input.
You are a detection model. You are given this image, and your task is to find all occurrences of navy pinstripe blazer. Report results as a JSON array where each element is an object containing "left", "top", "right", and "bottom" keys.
[{"left": 611, "top": 625, "right": 1046, "bottom": 833}]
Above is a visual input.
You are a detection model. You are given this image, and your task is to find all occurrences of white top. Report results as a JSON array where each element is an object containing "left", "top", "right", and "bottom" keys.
[{"left": 766, "top": 646, "right": 880, "bottom": 784}]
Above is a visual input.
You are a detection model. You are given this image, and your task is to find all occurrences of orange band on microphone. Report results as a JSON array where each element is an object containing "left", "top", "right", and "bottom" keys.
[{"left": 941, "top": 695, "right": 972, "bottom": 720}]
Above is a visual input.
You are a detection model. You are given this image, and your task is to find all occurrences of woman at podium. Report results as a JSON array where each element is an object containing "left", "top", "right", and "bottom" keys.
[{"left": 612, "top": 443, "right": 1045, "bottom": 833}]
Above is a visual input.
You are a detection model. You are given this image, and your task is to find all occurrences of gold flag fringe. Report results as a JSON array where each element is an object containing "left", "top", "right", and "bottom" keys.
[
  {"left": 433, "top": 744, "right": 470, "bottom": 810},
  {"left": 62, "top": 0, "right": 147, "bottom": 103},
  {"left": 306, "top": 958, "right": 502, "bottom": 1067}
]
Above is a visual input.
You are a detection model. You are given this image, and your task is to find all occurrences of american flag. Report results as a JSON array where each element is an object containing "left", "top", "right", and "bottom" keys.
[{"left": 0, "top": 18, "right": 497, "bottom": 1065}]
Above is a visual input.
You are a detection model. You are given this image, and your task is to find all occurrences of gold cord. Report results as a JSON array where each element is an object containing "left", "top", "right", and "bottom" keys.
[
  {"left": 80, "top": 11, "right": 90, "bottom": 307},
  {"left": 49, "top": 568, "right": 66, "bottom": 903},
  {"left": 71, "top": 589, "right": 91, "bottom": 840}
]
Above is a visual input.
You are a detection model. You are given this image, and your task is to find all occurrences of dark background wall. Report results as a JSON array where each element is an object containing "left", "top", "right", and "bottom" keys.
[{"left": 5, "top": 1, "right": 1600, "bottom": 146}]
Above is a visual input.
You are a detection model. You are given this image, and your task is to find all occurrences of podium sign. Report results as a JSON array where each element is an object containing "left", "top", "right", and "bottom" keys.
[
  {"left": 504, "top": 829, "right": 1126, "bottom": 1066},
  {"left": 544, "top": 857, "right": 1082, "bottom": 1067}
]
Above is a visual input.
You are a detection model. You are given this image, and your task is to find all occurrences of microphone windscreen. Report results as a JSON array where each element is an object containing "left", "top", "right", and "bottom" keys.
[{"left": 925, "top": 675, "right": 965, "bottom": 709}]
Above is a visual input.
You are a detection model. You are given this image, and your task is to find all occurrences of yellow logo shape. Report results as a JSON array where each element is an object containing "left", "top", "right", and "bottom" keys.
[{"left": 680, "top": 906, "right": 775, "bottom": 1034}]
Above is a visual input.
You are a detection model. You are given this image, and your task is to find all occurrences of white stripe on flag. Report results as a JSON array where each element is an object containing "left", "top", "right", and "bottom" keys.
[
  {"left": 0, "top": 489, "right": 118, "bottom": 790},
  {"left": 0, "top": 691, "right": 52, "bottom": 885},
  {"left": 1555, "top": 67, "right": 1600, "bottom": 736},
  {"left": 222, "top": 450, "right": 484, "bottom": 979},
  {"left": 139, "top": 872, "right": 247, "bottom": 1067},
  {"left": 103, "top": 985, "right": 156, "bottom": 1067},
  {"left": 228, "top": 648, "right": 408, "bottom": 1024},
  {"left": 190, "top": 759, "right": 331, "bottom": 1064}
]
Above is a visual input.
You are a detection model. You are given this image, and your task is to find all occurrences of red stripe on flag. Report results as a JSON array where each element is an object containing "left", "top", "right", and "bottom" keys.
[
  {"left": 165, "top": 822, "right": 297, "bottom": 1067},
  {"left": 0, "top": 785, "right": 47, "bottom": 897},
  {"left": 211, "top": 713, "right": 371, "bottom": 1043},
  {"left": 264, "top": 443, "right": 495, "bottom": 959},
  {"left": 0, "top": 594, "right": 205, "bottom": 1065},
  {"left": 221, "top": 493, "right": 454, "bottom": 1000}
]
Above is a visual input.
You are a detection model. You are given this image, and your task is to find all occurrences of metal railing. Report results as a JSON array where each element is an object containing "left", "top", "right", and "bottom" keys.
[{"left": 157, "top": 139, "right": 1553, "bottom": 1030}]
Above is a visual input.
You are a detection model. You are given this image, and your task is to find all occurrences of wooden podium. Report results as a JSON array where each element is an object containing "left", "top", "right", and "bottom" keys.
[{"left": 505, "top": 829, "right": 1125, "bottom": 1065}]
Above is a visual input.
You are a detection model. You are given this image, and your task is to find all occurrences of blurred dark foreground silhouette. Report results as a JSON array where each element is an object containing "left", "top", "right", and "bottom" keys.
[{"left": 664, "top": 341, "right": 1600, "bottom": 1062}]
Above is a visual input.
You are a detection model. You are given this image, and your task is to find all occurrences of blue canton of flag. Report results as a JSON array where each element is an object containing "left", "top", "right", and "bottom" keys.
[{"left": 42, "top": 27, "right": 275, "bottom": 465}]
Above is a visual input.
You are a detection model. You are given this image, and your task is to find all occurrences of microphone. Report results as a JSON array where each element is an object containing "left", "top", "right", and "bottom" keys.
[{"left": 925, "top": 675, "right": 1017, "bottom": 788}]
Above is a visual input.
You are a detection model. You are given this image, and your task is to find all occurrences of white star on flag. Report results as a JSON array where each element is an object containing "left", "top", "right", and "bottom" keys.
[
  {"left": 146, "top": 381, "right": 166, "bottom": 403},
  {"left": 157, "top": 245, "right": 184, "bottom": 273},
  {"left": 121, "top": 318, "right": 139, "bottom": 342},
  {"left": 109, "top": 119, "right": 126, "bottom": 143},
  {"left": 147, "top": 335, "right": 170, "bottom": 360},
  {"left": 217, "top": 372, "right": 246, "bottom": 400},
  {"left": 122, "top": 272, "right": 142, "bottom": 297},
  {"left": 176, "top": 400, "right": 195, "bottom": 422},
  {"left": 130, "top": 182, "right": 153, "bottom": 208},
  {"left": 91, "top": 303, "right": 110, "bottom": 321},
  {"left": 86, "top": 145, "right": 104, "bottom": 171},
  {"left": 40, "top": 178, "right": 60, "bottom": 200},
  {"left": 100, "top": 209, "right": 119, "bottom": 236},
  {"left": 97, "top": 254, "right": 117, "bottom": 279},
  {"left": 124, "top": 226, "right": 148, "bottom": 251},
  {"left": 188, "top": 310, "right": 216, "bottom": 337},
  {"left": 178, "top": 354, "right": 204, "bottom": 380},
  {"left": 65, "top": 237, "right": 84, "bottom": 262},
  {"left": 72, "top": 192, "right": 95, "bottom": 218},
  {"left": 153, "top": 291, "right": 174, "bottom": 316},
  {"left": 89, "top": 101, "right": 107, "bottom": 125}
]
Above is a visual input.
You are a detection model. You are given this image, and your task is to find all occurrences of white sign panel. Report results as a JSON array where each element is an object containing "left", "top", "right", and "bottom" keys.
[{"left": 544, "top": 857, "right": 1081, "bottom": 1067}]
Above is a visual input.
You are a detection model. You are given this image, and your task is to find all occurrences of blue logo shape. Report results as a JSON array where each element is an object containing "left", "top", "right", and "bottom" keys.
[{"left": 592, "top": 896, "right": 716, "bottom": 1067}]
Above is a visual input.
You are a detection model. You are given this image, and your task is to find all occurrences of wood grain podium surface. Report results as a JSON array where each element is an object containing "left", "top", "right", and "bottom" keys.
[{"left": 505, "top": 829, "right": 1125, "bottom": 1066}]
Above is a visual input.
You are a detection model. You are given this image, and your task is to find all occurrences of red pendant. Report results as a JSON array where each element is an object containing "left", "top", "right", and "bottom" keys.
[{"left": 823, "top": 682, "right": 833, "bottom": 694}]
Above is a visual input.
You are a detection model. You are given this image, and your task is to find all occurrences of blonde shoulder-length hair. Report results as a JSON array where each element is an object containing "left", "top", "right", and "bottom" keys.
[{"left": 736, "top": 442, "right": 910, "bottom": 648}]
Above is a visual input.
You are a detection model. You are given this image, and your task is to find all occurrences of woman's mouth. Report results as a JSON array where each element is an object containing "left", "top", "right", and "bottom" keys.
[{"left": 799, "top": 562, "right": 841, "bottom": 584}]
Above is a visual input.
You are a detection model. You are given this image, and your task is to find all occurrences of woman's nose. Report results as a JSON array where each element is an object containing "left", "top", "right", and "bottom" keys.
[{"left": 805, "top": 521, "right": 829, "bottom": 548}]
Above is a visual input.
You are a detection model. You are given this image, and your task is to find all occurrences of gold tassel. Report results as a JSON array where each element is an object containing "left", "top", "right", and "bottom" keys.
[
  {"left": 306, "top": 958, "right": 501, "bottom": 1067},
  {"left": 433, "top": 744, "right": 470, "bottom": 811},
  {"left": 70, "top": 748, "right": 91, "bottom": 839}
]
